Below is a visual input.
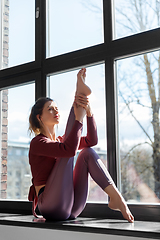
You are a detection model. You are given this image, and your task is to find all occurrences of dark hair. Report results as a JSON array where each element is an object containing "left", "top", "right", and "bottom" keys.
[{"left": 29, "top": 97, "right": 53, "bottom": 135}]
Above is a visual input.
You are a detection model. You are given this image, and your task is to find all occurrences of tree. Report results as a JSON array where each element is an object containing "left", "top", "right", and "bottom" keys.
[
  {"left": 116, "top": 0, "right": 160, "bottom": 199},
  {"left": 83, "top": 0, "right": 160, "bottom": 201}
]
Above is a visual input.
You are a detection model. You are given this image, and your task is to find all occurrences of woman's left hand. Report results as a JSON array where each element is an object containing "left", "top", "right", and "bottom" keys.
[{"left": 74, "top": 94, "right": 93, "bottom": 117}]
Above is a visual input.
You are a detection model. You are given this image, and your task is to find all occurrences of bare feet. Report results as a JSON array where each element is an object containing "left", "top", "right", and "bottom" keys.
[
  {"left": 76, "top": 68, "right": 92, "bottom": 96},
  {"left": 105, "top": 185, "right": 134, "bottom": 223},
  {"left": 108, "top": 195, "right": 134, "bottom": 223}
]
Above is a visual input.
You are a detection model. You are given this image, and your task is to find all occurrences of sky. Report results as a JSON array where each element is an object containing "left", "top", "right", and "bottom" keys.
[
  {"left": 3, "top": 0, "right": 159, "bottom": 152},
  {"left": 47, "top": 0, "right": 103, "bottom": 57}
]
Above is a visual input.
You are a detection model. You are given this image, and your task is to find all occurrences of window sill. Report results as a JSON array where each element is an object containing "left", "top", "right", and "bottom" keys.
[
  {"left": 0, "top": 200, "right": 160, "bottom": 239},
  {"left": 0, "top": 213, "right": 159, "bottom": 239},
  {"left": 0, "top": 200, "right": 160, "bottom": 221}
]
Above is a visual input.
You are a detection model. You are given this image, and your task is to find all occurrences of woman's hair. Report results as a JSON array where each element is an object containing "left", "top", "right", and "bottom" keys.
[{"left": 29, "top": 97, "right": 53, "bottom": 135}]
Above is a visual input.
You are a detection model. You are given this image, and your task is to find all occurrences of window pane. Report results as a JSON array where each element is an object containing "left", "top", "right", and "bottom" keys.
[
  {"left": 46, "top": 0, "right": 103, "bottom": 57},
  {"left": 47, "top": 64, "right": 108, "bottom": 202},
  {"left": 117, "top": 50, "right": 160, "bottom": 203},
  {"left": 115, "top": 0, "right": 160, "bottom": 39},
  {"left": 0, "top": 0, "right": 35, "bottom": 70},
  {"left": 0, "top": 83, "right": 35, "bottom": 199}
]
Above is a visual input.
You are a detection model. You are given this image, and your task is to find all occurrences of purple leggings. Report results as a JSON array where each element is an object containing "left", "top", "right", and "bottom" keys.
[{"left": 38, "top": 107, "right": 113, "bottom": 221}]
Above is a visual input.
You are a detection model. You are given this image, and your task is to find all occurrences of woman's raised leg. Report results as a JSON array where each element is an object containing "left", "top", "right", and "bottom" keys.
[
  {"left": 63, "top": 106, "right": 75, "bottom": 141},
  {"left": 37, "top": 68, "right": 91, "bottom": 220},
  {"left": 38, "top": 106, "right": 76, "bottom": 220},
  {"left": 38, "top": 156, "right": 74, "bottom": 220}
]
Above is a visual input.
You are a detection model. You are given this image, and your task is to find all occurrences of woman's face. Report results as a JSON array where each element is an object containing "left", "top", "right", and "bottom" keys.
[{"left": 39, "top": 100, "right": 60, "bottom": 127}]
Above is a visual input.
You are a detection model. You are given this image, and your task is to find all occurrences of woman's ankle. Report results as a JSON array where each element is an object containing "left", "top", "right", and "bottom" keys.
[
  {"left": 104, "top": 184, "right": 121, "bottom": 199},
  {"left": 76, "top": 82, "right": 91, "bottom": 96}
]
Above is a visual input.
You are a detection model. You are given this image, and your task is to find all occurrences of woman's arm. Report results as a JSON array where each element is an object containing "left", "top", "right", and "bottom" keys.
[
  {"left": 30, "top": 120, "right": 83, "bottom": 158},
  {"left": 74, "top": 95, "right": 98, "bottom": 149},
  {"left": 78, "top": 115, "right": 98, "bottom": 149}
]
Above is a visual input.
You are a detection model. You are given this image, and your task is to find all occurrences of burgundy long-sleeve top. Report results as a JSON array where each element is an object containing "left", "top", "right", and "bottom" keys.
[{"left": 28, "top": 116, "right": 98, "bottom": 201}]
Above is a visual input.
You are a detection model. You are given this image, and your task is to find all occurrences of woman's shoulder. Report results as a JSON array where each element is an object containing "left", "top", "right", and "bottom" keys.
[
  {"left": 31, "top": 133, "right": 44, "bottom": 140},
  {"left": 29, "top": 134, "right": 52, "bottom": 154},
  {"left": 30, "top": 133, "right": 49, "bottom": 145}
]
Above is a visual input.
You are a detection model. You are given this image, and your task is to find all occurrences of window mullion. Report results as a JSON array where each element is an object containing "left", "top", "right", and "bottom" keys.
[
  {"left": 105, "top": 58, "right": 118, "bottom": 186},
  {"left": 35, "top": 0, "right": 46, "bottom": 99},
  {"left": 103, "top": 0, "right": 113, "bottom": 46},
  {"left": 103, "top": 0, "right": 118, "bottom": 185}
]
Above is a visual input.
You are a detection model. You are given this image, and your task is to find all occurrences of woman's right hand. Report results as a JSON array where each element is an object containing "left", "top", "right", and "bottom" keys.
[
  {"left": 73, "top": 102, "right": 86, "bottom": 123},
  {"left": 74, "top": 94, "right": 92, "bottom": 117}
]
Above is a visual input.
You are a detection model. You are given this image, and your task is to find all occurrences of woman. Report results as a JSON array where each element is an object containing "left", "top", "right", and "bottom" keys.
[{"left": 28, "top": 68, "right": 134, "bottom": 223}]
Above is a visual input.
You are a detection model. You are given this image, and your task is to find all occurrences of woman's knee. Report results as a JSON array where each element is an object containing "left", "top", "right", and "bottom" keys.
[
  {"left": 39, "top": 205, "right": 70, "bottom": 221},
  {"left": 82, "top": 147, "right": 96, "bottom": 154},
  {"left": 79, "top": 147, "right": 98, "bottom": 160}
]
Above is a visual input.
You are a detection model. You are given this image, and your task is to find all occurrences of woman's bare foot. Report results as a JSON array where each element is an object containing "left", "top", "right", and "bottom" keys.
[
  {"left": 76, "top": 68, "right": 92, "bottom": 96},
  {"left": 104, "top": 185, "right": 134, "bottom": 223}
]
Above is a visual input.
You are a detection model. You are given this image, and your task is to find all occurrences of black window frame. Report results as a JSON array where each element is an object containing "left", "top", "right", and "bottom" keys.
[{"left": 0, "top": 0, "right": 160, "bottom": 221}]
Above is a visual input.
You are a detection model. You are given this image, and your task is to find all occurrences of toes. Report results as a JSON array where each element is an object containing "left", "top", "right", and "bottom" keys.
[
  {"left": 130, "top": 214, "right": 134, "bottom": 223},
  {"left": 125, "top": 211, "right": 134, "bottom": 223}
]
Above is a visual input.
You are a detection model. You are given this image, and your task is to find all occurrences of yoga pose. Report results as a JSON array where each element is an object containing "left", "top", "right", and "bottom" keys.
[{"left": 28, "top": 68, "right": 134, "bottom": 223}]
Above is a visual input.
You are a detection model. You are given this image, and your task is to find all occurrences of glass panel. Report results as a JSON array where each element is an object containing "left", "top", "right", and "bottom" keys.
[
  {"left": 47, "top": 64, "right": 108, "bottom": 202},
  {"left": 117, "top": 50, "right": 160, "bottom": 203},
  {"left": 46, "top": 0, "right": 103, "bottom": 57},
  {"left": 0, "top": 0, "right": 35, "bottom": 70},
  {"left": 0, "top": 83, "right": 35, "bottom": 199},
  {"left": 115, "top": 0, "right": 160, "bottom": 39}
]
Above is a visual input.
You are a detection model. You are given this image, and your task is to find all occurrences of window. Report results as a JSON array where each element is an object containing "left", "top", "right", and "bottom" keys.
[
  {"left": 117, "top": 50, "right": 160, "bottom": 203},
  {"left": 0, "top": 0, "right": 160, "bottom": 220},
  {"left": 115, "top": 0, "right": 160, "bottom": 39},
  {"left": 46, "top": 0, "right": 103, "bottom": 57},
  {"left": 1, "top": 83, "right": 35, "bottom": 200},
  {"left": 0, "top": 0, "right": 35, "bottom": 69}
]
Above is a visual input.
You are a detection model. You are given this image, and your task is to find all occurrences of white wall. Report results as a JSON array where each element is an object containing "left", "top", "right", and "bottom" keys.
[{"left": 0, "top": 225, "right": 157, "bottom": 240}]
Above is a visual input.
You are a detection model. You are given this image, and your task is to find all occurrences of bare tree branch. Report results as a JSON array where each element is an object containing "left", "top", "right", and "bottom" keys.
[
  {"left": 81, "top": 0, "right": 102, "bottom": 14},
  {"left": 119, "top": 88, "right": 153, "bottom": 144},
  {"left": 143, "top": 54, "right": 156, "bottom": 105},
  {"left": 115, "top": 7, "right": 138, "bottom": 32},
  {"left": 121, "top": 141, "right": 152, "bottom": 162}
]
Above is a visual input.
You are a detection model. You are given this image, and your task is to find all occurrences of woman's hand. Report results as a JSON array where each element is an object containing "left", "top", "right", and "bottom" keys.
[
  {"left": 73, "top": 101, "right": 86, "bottom": 123},
  {"left": 74, "top": 94, "right": 93, "bottom": 117}
]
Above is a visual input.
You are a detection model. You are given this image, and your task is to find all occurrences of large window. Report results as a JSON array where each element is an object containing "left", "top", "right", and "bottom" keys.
[
  {"left": 0, "top": 0, "right": 160, "bottom": 220},
  {"left": 117, "top": 50, "right": 160, "bottom": 203},
  {"left": 115, "top": 0, "right": 160, "bottom": 39},
  {"left": 0, "top": 0, "right": 35, "bottom": 70},
  {"left": 46, "top": 0, "right": 103, "bottom": 57},
  {"left": 1, "top": 83, "right": 35, "bottom": 199}
]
